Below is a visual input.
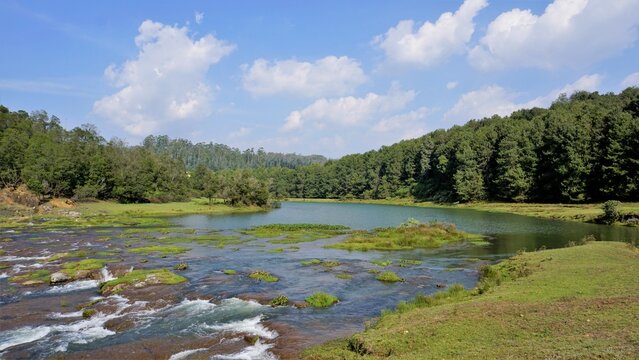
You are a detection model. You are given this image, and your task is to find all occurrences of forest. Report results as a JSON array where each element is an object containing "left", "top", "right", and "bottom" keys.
[{"left": 1, "top": 87, "right": 638, "bottom": 205}]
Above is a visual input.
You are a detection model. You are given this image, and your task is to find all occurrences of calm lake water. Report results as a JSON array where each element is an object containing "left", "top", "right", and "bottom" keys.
[{"left": 1, "top": 202, "right": 637, "bottom": 359}]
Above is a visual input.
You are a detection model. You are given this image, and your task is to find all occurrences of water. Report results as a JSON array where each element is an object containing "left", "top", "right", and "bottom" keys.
[{"left": 0, "top": 202, "right": 637, "bottom": 359}]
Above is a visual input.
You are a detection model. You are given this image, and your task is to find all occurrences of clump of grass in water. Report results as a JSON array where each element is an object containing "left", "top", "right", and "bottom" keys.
[
  {"left": 99, "top": 269, "right": 186, "bottom": 295},
  {"left": 270, "top": 295, "right": 289, "bottom": 306},
  {"left": 305, "top": 292, "right": 339, "bottom": 308},
  {"left": 127, "top": 245, "right": 190, "bottom": 255},
  {"left": 223, "top": 269, "right": 237, "bottom": 275},
  {"left": 376, "top": 271, "right": 404, "bottom": 283},
  {"left": 174, "top": 262, "right": 188, "bottom": 271},
  {"left": 371, "top": 259, "right": 392, "bottom": 267},
  {"left": 398, "top": 259, "right": 422, "bottom": 267},
  {"left": 242, "top": 224, "right": 350, "bottom": 244},
  {"left": 336, "top": 273, "right": 353, "bottom": 280},
  {"left": 249, "top": 271, "right": 279, "bottom": 282},
  {"left": 327, "top": 219, "right": 484, "bottom": 251},
  {"left": 300, "top": 259, "right": 321, "bottom": 266},
  {"left": 321, "top": 260, "right": 340, "bottom": 268}
]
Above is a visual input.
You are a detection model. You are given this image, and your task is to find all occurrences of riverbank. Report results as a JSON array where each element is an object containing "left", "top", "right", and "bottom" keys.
[
  {"left": 287, "top": 198, "right": 639, "bottom": 224},
  {"left": 0, "top": 198, "right": 267, "bottom": 229},
  {"left": 303, "top": 241, "right": 639, "bottom": 359}
]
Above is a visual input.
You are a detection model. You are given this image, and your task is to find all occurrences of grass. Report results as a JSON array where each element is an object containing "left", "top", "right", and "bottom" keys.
[
  {"left": 249, "top": 270, "right": 279, "bottom": 282},
  {"left": 375, "top": 271, "right": 404, "bottom": 283},
  {"left": 223, "top": 269, "right": 237, "bottom": 275},
  {"left": 270, "top": 295, "right": 289, "bottom": 306},
  {"left": 288, "top": 198, "right": 639, "bottom": 225},
  {"left": 99, "top": 269, "right": 186, "bottom": 295},
  {"left": 371, "top": 259, "right": 392, "bottom": 267},
  {"left": 305, "top": 292, "right": 339, "bottom": 308},
  {"left": 336, "top": 273, "right": 353, "bottom": 280},
  {"left": 127, "top": 245, "right": 190, "bottom": 255},
  {"left": 10, "top": 269, "right": 50, "bottom": 284},
  {"left": 301, "top": 259, "right": 322, "bottom": 266},
  {"left": 61, "top": 259, "right": 115, "bottom": 277},
  {"left": 303, "top": 242, "right": 639, "bottom": 359},
  {"left": 242, "top": 224, "right": 350, "bottom": 244},
  {"left": 3, "top": 198, "right": 266, "bottom": 229},
  {"left": 327, "top": 221, "right": 483, "bottom": 251},
  {"left": 398, "top": 259, "right": 422, "bottom": 267}
]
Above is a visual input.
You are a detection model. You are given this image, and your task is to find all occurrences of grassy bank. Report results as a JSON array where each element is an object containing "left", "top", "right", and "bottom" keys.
[
  {"left": 1, "top": 198, "right": 267, "bottom": 229},
  {"left": 303, "top": 242, "right": 639, "bottom": 359},
  {"left": 288, "top": 198, "right": 639, "bottom": 224}
]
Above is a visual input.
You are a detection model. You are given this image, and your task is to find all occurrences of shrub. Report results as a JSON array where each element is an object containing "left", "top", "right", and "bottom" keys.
[
  {"left": 600, "top": 200, "right": 621, "bottom": 224},
  {"left": 174, "top": 262, "right": 188, "bottom": 271},
  {"left": 249, "top": 270, "right": 278, "bottom": 282},
  {"left": 270, "top": 295, "right": 289, "bottom": 306},
  {"left": 376, "top": 271, "right": 404, "bottom": 283}
]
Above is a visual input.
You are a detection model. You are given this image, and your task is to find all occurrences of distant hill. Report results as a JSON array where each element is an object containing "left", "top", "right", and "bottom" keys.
[{"left": 141, "top": 135, "right": 327, "bottom": 170}]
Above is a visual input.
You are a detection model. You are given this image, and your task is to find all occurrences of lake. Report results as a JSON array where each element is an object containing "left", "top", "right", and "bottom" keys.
[{"left": 0, "top": 202, "right": 637, "bottom": 359}]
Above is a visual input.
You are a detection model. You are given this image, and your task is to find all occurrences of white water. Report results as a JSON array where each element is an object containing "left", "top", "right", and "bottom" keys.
[
  {"left": 46, "top": 280, "right": 100, "bottom": 294},
  {"left": 0, "top": 255, "right": 48, "bottom": 262},
  {"left": 202, "top": 315, "right": 278, "bottom": 340},
  {"left": 212, "top": 340, "right": 277, "bottom": 360},
  {"left": 168, "top": 347, "right": 208, "bottom": 360},
  {"left": 0, "top": 272, "right": 8, "bottom": 279},
  {"left": 48, "top": 311, "right": 84, "bottom": 319}
]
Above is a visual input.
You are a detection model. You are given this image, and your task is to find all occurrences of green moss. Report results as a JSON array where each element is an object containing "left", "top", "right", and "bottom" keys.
[
  {"left": 327, "top": 221, "right": 483, "bottom": 251},
  {"left": 249, "top": 271, "right": 279, "bottom": 282},
  {"left": 267, "top": 248, "right": 284, "bottom": 253},
  {"left": 376, "top": 271, "right": 404, "bottom": 283},
  {"left": 270, "top": 295, "right": 289, "bottom": 306},
  {"left": 336, "top": 273, "right": 353, "bottom": 280},
  {"left": 10, "top": 269, "right": 50, "bottom": 284},
  {"left": 321, "top": 260, "right": 340, "bottom": 268},
  {"left": 82, "top": 309, "right": 96, "bottom": 318},
  {"left": 242, "top": 224, "right": 350, "bottom": 244},
  {"left": 127, "top": 245, "right": 190, "bottom": 255},
  {"left": 223, "top": 269, "right": 237, "bottom": 275},
  {"left": 368, "top": 268, "right": 381, "bottom": 274},
  {"left": 99, "top": 269, "right": 186, "bottom": 294},
  {"left": 371, "top": 259, "right": 392, "bottom": 267},
  {"left": 174, "top": 262, "right": 189, "bottom": 271},
  {"left": 301, "top": 259, "right": 322, "bottom": 266},
  {"left": 398, "top": 259, "right": 422, "bottom": 267},
  {"left": 305, "top": 292, "right": 339, "bottom": 308},
  {"left": 0, "top": 249, "right": 5, "bottom": 256}
]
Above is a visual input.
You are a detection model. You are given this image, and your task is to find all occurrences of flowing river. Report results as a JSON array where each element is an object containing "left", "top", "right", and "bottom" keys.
[{"left": 1, "top": 202, "right": 637, "bottom": 359}]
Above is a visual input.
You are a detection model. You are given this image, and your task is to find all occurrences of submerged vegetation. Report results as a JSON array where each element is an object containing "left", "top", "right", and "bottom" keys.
[
  {"left": 305, "top": 292, "right": 339, "bottom": 308},
  {"left": 241, "top": 224, "right": 349, "bottom": 244},
  {"left": 328, "top": 220, "right": 483, "bottom": 251},
  {"left": 303, "top": 242, "right": 639, "bottom": 359},
  {"left": 248, "top": 270, "right": 279, "bottom": 283}
]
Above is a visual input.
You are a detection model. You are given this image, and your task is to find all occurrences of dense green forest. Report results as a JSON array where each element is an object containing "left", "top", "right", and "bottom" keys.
[
  {"left": 1, "top": 87, "right": 638, "bottom": 205},
  {"left": 142, "top": 135, "right": 326, "bottom": 170},
  {"left": 251, "top": 88, "right": 639, "bottom": 203}
]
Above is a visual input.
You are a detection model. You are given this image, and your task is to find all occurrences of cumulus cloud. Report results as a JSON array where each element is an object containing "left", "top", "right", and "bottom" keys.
[
  {"left": 372, "top": 106, "right": 430, "bottom": 133},
  {"left": 621, "top": 72, "right": 639, "bottom": 88},
  {"left": 242, "top": 56, "right": 367, "bottom": 97},
  {"left": 444, "top": 74, "right": 602, "bottom": 121},
  {"left": 373, "top": 0, "right": 487, "bottom": 67},
  {"left": 93, "top": 20, "right": 235, "bottom": 135},
  {"left": 469, "top": 0, "right": 639, "bottom": 70},
  {"left": 282, "top": 85, "right": 416, "bottom": 132}
]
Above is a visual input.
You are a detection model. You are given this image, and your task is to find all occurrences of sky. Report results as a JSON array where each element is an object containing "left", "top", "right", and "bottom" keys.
[{"left": 1, "top": 0, "right": 639, "bottom": 158}]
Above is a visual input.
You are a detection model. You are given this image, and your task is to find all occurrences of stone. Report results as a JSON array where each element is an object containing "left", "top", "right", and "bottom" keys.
[{"left": 50, "top": 271, "right": 71, "bottom": 284}]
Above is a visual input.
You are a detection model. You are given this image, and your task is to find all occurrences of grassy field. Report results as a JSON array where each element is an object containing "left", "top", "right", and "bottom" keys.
[
  {"left": 288, "top": 198, "right": 639, "bottom": 224},
  {"left": 1, "top": 198, "right": 266, "bottom": 229},
  {"left": 303, "top": 242, "right": 639, "bottom": 359}
]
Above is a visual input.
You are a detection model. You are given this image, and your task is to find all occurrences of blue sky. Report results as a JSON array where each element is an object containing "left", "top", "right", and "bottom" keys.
[{"left": 1, "top": 0, "right": 638, "bottom": 158}]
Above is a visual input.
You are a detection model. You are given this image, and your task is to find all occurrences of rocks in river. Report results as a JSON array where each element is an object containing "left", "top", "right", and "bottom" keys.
[
  {"left": 49, "top": 271, "right": 71, "bottom": 284},
  {"left": 22, "top": 280, "right": 45, "bottom": 286}
]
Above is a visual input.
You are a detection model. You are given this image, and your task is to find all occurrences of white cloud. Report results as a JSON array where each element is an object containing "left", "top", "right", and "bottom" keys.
[
  {"left": 0, "top": 79, "right": 88, "bottom": 97},
  {"left": 195, "top": 11, "right": 204, "bottom": 25},
  {"left": 621, "top": 72, "right": 639, "bottom": 88},
  {"left": 446, "top": 81, "right": 459, "bottom": 90},
  {"left": 228, "top": 127, "right": 252, "bottom": 139},
  {"left": 444, "top": 74, "right": 602, "bottom": 121},
  {"left": 242, "top": 56, "right": 367, "bottom": 97},
  {"left": 373, "top": 106, "right": 430, "bottom": 133},
  {"left": 93, "top": 20, "right": 235, "bottom": 135},
  {"left": 282, "top": 85, "right": 416, "bottom": 132},
  {"left": 469, "top": 0, "right": 639, "bottom": 70},
  {"left": 373, "top": 0, "right": 487, "bottom": 67}
]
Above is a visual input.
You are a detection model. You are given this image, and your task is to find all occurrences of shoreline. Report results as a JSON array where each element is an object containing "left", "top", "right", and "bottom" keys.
[{"left": 286, "top": 198, "right": 639, "bottom": 225}]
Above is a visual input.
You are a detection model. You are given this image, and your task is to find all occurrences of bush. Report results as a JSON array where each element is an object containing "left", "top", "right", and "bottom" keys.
[
  {"left": 600, "top": 200, "right": 621, "bottom": 224},
  {"left": 270, "top": 295, "right": 289, "bottom": 306},
  {"left": 305, "top": 292, "right": 339, "bottom": 308}
]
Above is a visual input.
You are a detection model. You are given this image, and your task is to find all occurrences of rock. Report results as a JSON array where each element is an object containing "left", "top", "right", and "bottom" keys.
[
  {"left": 74, "top": 269, "right": 92, "bottom": 280},
  {"left": 22, "top": 280, "right": 45, "bottom": 286},
  {"left": 435, "top": 283, "right": 446, "bottom": 288},
  {"left": 243, "top": 335, "right": 259, "bottom": 345},
  {"left": 50, "top": 272, "right": 71, "bottom": 284}
]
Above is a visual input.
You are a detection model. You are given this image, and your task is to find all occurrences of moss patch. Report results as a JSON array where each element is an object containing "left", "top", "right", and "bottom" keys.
[
  {"left": 249, "top": 271, "right": 279, "bottom": 282},
  {"left": 223, "top": 269, "right": 237, "bottom": 275},
  {"left": 376, "top": 271, "right": 404, "bottom": 283},
  {"left": 242, "top": 224, "right": 349, "bottom": 244},
  {"left": 99, "top": 269, "right": 186, "bottom": 295},
  {"left": 305, "top": 292, "right": 339, "bottom": 308},
  {"left": 127, "top": 245, "right": 190, "bottom": 255}
]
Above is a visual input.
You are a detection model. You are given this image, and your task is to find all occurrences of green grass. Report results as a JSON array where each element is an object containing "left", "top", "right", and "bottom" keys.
[
  {"left": 249, "top": 270, "right": 279, "bottom": 282},
  {"left": 305, "top": 292, "right": 339, "bottom": 308},
  {"left": 327, "top": 221, "right": 483, "bottom": 251},
  {"left": 371, "top": 259, "right": 392, "bottom": 267},
  {"left": 303, "top": 242, "right": 639, "bottom": 359},
  {"left": 375, "top": 271, "right": 404, "bottom": 282},
  {"left": 336, "top": 273, "right": 353, "bottom": 280},
  {"left": 301, "top": 259, "right": 322, "bottom": 266},
  {"left": 99, "top": 269, "right": 186, "bottom": 295},
  {"left": 127, "top": 245, "right": 190, "bottom": 255},
  {"left": 242, "top": 224, "right": 350, "bottom": 244},
  {"left": 288, "top": 198, "right": 639, "bottom": 225},
  {"left": 10, "top": 269, "right": 50, "bottom": 284},
  {"left": 398, "top": 259, "right": 422, "bottom": 267},
  {"left": 270, "top": 295, "right": 289, "bottom": 306},
  {"left": 61, "top": 259, "right": 115, "bottom": 277},
  {"left": 223, "top": 269, "right": 237, "bottom": 275}
]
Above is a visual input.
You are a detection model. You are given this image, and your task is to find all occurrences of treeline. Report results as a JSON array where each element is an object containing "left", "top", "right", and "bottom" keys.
[
  {"left": 251, "top": 88, "right": 639, "bottom": 203},
  {"left": 0, "top": 106, "right": 271, "bottom": 206},
  {"left": 142, "top": 135, "right": 326, "bottom": 170}
]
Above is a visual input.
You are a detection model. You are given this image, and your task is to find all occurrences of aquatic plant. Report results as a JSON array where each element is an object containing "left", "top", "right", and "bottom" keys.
[
  {"left": 398, "top": 259, "right": 422, "bottom": 267},
  {"left": 336, "top": 273, "right": 353, "bottom": 280},
  {"left": 99, "top": 269, "right": 186, "bottom": 295},
  {"left": 300, "top": 259, "right": 322, "bottom": 266},
  {"left": 223, "top": 269, "right": 237, "bottom": 275},
  {"left": 305, "top": 292, "right": 339, "bottom": 308},
  {"left": 376, "top": 271, "right": 404, "bottom": 283},
  {"left": 174, "top": 262, "right": 189, "bottom": 271},
  {"left": 270, "top": 295, "right": 289, "bottom": 306},
  {"left": 371, "top": 259, "right": 392, "bottom": 267},
  {"left": 249, "top": 270, "right": 279, "bottom": 282},
  {"left": 242, "top": 223, "right": 350, "bottom": 244},
  {"left": 127, "top": 245, "right": 190, "bottom": 255},
  {"left": 321, "top": 260, "right": 340, "bottom": 268}
]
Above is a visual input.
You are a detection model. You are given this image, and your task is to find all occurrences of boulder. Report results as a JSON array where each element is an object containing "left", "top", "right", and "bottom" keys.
[{"left": 50, "top": 271, "right": 71, "bottom": 284}]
